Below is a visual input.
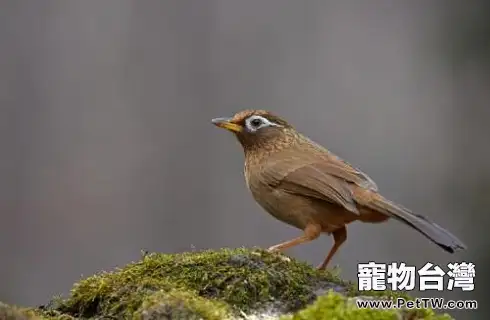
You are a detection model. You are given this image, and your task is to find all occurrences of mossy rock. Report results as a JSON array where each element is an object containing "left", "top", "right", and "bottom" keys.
[
  {"left": 2, "top": 247, "right": 454, "bottom": 319},
  {"left": 280, "top": 292, "right": 453, "bottom": 320}
]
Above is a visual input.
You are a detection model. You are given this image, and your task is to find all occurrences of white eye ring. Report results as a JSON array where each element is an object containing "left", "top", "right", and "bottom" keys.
[{"left": 245, "top": 115, "right": 282, "bottom": 132}]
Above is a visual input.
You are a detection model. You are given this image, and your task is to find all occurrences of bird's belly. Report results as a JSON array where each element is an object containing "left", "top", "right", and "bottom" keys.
[{"left": 250, "top": 186, "right": 352, "bottom": 232}]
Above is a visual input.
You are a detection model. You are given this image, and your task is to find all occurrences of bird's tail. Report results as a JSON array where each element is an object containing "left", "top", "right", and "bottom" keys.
[{"left": 368, "top": 195, "right": 466, "bottom": 253}]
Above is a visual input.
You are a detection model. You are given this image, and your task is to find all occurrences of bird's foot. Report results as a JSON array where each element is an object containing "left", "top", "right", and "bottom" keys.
[
  {"left": 316, "top": 263, "right": 327, "bottom": 271},
  {"left": 267, "top": 245, "right": 282, "bottom": 252},
  {"left": 266, "top": 247, "right": 291, "bottom": 263}
]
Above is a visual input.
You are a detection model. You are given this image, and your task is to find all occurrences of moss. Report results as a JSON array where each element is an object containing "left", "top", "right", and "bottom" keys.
[
  {"left": 134, "top": 289, "right": 231, "bottom": 320},
  {"left": 3, "top": 247, "right": 453, "bottom": 320},
  {"left": 0, "top": 302, "right": 48, "bottom": 320},
  {"left": 281, "top": 291, "right": 454, "bottom": 320},
  {"left": 52, "top": 247, "right": 346, "bottom": 317}
]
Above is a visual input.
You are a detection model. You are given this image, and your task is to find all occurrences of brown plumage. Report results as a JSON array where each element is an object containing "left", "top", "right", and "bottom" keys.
[{"left": 212, "top": 109, "right": 466, "bottom": 270}]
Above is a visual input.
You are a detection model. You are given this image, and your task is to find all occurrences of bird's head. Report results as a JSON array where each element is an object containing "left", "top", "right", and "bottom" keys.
[{"left": 212, "top": 109, "right": 297, "bottom": 153}]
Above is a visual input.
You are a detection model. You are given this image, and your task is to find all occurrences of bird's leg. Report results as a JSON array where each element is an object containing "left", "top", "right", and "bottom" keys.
[
  {"left": 317, "top": 226, "right": 347, "bottom": 270},
  {"left": 267, "top": 223, "right": 321, "bottom": 252}
]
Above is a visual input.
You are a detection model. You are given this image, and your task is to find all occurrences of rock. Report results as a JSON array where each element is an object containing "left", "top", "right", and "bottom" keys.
[{"left": 1, "top": 248, "right": 453, "bottom": 319}]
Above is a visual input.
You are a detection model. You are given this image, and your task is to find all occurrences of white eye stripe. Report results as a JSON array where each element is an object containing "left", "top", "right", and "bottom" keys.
[{"left": 245, "top": 115, "right": 282, "bottom": 132}]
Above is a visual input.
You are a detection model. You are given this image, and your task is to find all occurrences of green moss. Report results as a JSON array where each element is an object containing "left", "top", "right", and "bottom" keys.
[
  {"left": 53, "top": 247, "right": 344, "bottom": 317},
  {"left": 4, "top": 247, "right": 453, "bottom": 320},
  {"left": 0, "top": 303, "right": 32, "bottom": 320},
  {"left": 0, "top": 302, "right": 50, "bottom": 320},
  {"left": 134, "top": 289, "right": 231, "bottom": 320},
  {"left": 281, "top": 291, "right": 454, "bottom": 320}
]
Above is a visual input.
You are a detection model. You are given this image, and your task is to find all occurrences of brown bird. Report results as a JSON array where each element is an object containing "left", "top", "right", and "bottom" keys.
[{"left": 212, "top": 110, "right": 466, "bottom": 270}]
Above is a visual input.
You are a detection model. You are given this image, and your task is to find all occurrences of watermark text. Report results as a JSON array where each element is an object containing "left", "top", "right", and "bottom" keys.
[
  {"left": 357, "top": 261, "right": 475, "bottom": 291},
  {"left": 356, "top": 297, "right": 478, "bottom": 310}
]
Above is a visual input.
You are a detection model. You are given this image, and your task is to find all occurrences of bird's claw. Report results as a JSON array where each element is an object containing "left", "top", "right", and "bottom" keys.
[
  {"left": 316, "top": 264, "right": 327, "bottom": 271},
  {"left": 267, "top": 245, "right": 280, "bottom": 252}
]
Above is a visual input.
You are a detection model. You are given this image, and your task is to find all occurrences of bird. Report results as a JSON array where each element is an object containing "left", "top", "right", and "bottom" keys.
[{"left": 211, "top": 109, "right": 466, "bottom": 270}]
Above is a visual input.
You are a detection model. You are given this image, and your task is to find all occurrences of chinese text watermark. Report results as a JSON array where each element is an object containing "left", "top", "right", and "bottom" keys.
[{"left": 357, "top": 261, "right": 475, "bottom": 291}]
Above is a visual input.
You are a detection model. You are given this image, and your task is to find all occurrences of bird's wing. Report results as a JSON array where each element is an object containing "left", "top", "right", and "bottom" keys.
[
  {"left": 313, "top": 154, "right": 379, "bottom": 191},
  {"left": 261, "top": 154, "right": 364, "bottom": 215},
  {"left": 299, "top": 137, "right": 378, "bottom": 191}
]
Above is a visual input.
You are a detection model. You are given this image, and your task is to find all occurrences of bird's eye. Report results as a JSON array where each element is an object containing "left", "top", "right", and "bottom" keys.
[{"left": 250, "top": 118, "right": 262, "bottom": 127}]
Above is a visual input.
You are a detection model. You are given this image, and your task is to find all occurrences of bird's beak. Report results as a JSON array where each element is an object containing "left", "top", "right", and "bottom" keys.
[{"left": 211, "top": 117, "right": 243, "bottom": 133}]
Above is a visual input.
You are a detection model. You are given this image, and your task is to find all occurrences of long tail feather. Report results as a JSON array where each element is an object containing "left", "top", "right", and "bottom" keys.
[{"left": 369, "top": 196, "right": 466, "bottom": 253}]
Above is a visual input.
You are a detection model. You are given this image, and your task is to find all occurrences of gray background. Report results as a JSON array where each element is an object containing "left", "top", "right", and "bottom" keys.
[{"left": 1, "top": 1, "right": 488, "bottom": 319}]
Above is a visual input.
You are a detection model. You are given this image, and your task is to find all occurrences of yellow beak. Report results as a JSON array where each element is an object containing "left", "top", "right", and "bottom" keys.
[{"left": 211, "top": 117, "right": 243, "bottom": 133}]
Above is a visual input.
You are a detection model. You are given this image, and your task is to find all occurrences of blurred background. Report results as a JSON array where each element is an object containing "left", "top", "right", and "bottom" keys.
[{"left": 1, "top": 1, "right": 488, "bottom": 319}]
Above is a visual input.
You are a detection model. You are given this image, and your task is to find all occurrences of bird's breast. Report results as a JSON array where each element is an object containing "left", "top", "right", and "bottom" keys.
[
  {"left": 244, "top": 163, "right": 338, "bottom": 231},
  {"left": 243, "top": 161, "right": 361, "bottom": 232},
  {"left": 244, "top": 163, "right": 285, "bottom": 215}
]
